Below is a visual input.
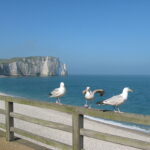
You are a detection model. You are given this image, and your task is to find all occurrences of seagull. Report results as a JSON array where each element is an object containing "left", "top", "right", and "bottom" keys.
[
  {"left": 82, "top": 86, "right": 104, "bottom": 108},
  {"left": 49, "top": 82, "right": 66, "bottom": 104},
  {"left": 96, "top": 87, "right": 133, "bottom": 112}
]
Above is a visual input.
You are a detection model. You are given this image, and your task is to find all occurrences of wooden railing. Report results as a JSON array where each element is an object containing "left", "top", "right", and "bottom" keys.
[{"left": 0, "top": 95, "right": 150, "bottom": 150}]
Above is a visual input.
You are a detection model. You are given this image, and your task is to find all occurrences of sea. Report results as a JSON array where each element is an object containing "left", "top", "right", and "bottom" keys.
[{"left": 0, "top": 75, "right": 150, "bottom": 133}]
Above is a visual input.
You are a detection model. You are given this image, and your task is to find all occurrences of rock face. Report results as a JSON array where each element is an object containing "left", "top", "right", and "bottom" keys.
[
  {"left": 0, "top": 56, "right": 67, "bottom": 76},
  {"left": 60, "top": 63, "right": 68, "bottom": 76}
]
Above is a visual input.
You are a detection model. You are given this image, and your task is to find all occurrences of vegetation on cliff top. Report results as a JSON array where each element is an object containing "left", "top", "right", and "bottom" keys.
[{"left": 0, "top": 56, "right": 58, "bottom": 64}]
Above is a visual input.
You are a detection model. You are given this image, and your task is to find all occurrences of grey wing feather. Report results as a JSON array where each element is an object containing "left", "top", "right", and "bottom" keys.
[
  {"left": 82, "top": 90, "right": 86, "bottom": 95},
  {"left": 93, "top": 89, "right": 105, "bottom": 96},
  {"left": 51, "top": 88, "right": 60, "bottom": 96},
  {"left": 102, "top": 95, "right": 123, "bottom": 105}
]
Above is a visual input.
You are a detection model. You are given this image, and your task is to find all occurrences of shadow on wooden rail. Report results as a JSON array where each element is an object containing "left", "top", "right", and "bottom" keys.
[{"left": 0, "top": 95, "right": 150, "bottom": 150}]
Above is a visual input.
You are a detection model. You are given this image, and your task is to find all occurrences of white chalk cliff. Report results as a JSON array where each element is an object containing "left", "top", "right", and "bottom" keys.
[
  {"left": 60, "top": 63, "right": 68, "bottom": 76},
  {"left": 0, "top": 56, "right": 67, "bottom": 76}
]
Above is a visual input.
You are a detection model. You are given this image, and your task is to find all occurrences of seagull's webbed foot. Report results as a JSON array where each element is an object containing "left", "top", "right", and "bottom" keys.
[
  {"left": 84, "top": 100, "right": 89, "bottom": 108},
  {"left": 88, "top": 106, "right": 92, "bottom": 109},
  {"left": 117, "top": 108, "right": 123, "bottom": 113},
  {"left": 88, "top": 103, "right": 92, "bottom": 109},
  {"left": 56, "top": 98, "right": 62, "bottom": 105},
  {"left": 116, "top": 106, "right": 124, "bottom": 113},
  {"left": 84, "top": 104, "right": 89, "bottom": 108},
  {"left": 113, "top": 106, "right": 118, "bottom": 112},
  {"left": 113, "top": 106, "right": 123, "bottom": 113},
  {"left": 113, "top": 106, "right": 116, "bottom": 112},
  {"left": 117, "top": 107, "right": 121, "bottom": 113},
  {"left": 58, "top": 103, "right": 62, "bottom": 105}
]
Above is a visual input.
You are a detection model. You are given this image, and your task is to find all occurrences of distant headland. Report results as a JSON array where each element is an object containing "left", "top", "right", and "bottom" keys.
[{"left": 0, "top": 56, "right": 68, "bottom": 77}]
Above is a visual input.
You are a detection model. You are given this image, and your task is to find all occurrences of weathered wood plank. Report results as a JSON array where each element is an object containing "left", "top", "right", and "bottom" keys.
[
  {"left": 3, "top": 95, "right": 150, "bottom": 125},
  {"left": 10, "top": 127, "right": 72, "bottom": 150},
  {"left": 5, "top": 100, "right": 14, "bottom": 141},
  {"left": 0, "top": 123, "right": 5, "bottom": 129},
  {"left": 5, "top": 96, "right": 76, "bottom": 114},
  {"left": 10, "top": 112, "right": 72, "bottom": 133},
  {"left": 80, "top": 128, "right": 150, "bottom": 150},
  {"left": 0, "top": 95, "right": 6, "bottom": 101},
  {"left": 72, "top": 113, "right": 84, "bottom": 150},
  {"left": 0, "top": 108, "right": 5, "bottom": 115},
  {"left": 2, "top": 95, "right": 150, "bottom": 125},
  {"left": 76, "top": 107, "right": 150, "bottom": 126}
]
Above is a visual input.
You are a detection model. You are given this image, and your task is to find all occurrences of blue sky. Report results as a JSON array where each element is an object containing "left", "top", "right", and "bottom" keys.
[{"left": 0, "top": 0, "right": 150, "bottom": 75}]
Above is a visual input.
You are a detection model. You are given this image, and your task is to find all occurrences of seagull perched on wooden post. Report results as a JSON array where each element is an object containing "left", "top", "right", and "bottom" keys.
[
  {"left": 82, "top": 86, "right": 104, "bottom": 108},
  {"left": 49, "top": 82, "right": 66, "bottom": 104},
  {"left": 96, "top": 87, "right": 133, "bottom": 112}
]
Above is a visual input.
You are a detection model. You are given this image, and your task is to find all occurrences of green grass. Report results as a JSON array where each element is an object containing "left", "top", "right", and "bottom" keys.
[{"left": 0, "top": 56, "right": 56, "bottom": 64}]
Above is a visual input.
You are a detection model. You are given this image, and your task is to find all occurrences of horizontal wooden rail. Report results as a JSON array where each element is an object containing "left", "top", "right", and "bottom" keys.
[
  {"left": 4, "top": 96, "right": 76, "bottom": 114},
  {"left": 0, "top": 108, "right": 5, "bottom": 115},
  {"left": 10, "top": 112, "right": 72, "bottom": 133},
  {"left": 77, "top": 108, "right": 150, "bottom": 126},
  {"left": 10, "top": 127, "right": 72, "bottom": 150},
  {"left": 80, "top": 128, "right": 150, "bottom": 150},
  {"left": 2, "top": 95, "right": 150, "bottom": 126},
  {"left": 0, "top": 123, "right": 5, "bottom": 129},
  {"left": 0, "top": 96, "right": 5, "bottom": 101}
]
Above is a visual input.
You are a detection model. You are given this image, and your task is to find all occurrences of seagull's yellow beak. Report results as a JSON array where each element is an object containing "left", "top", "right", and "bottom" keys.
[{"left": 129, "top": 88, "right": 133, "bottom": 92}]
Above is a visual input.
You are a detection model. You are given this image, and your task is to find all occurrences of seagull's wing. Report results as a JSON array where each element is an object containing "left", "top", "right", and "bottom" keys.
[
  {"left": 97, "top": 95, "right": 123, "bottom": 106},
  {"left": 49, "top": 88, "right": 60, "bottom": 97},
  {"left": 93, "top": 89, "right": 105, "bottom": 96},
  {"left": 82, "top": 90, "right": 86, "bottom": 95}
]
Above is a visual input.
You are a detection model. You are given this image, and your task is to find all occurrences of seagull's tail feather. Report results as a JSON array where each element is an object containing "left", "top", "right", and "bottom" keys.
[
  {"left": 96, "top": 101, "right": 104, "bottom": 105},
  {"left": 48, "top": 92, "right": 53, "bottom": 97}
]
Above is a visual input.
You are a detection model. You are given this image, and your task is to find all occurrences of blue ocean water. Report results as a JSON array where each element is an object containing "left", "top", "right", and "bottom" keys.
[
  {"left": 0, "top": 75, "right": 150, "bottom": 132},
  {"left": 0, "top": 75, "right": 150, "bottom": 115}
]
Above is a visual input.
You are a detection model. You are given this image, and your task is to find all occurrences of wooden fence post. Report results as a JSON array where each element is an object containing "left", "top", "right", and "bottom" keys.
[
  {"left": 5, "top": 100, "right": 14, "bottom": 141},
  {"left": 72, "top": 113, "right": 84, "bottom": 150}
]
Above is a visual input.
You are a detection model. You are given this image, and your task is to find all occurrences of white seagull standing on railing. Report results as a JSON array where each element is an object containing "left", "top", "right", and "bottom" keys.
[
  {"left": 96, "top": 87, "right": 133, "bottom": 112},
  {"left": 82, "top": 86, "right": 105, "bottom": 108},
  {"left": 49, "top": 82, "right": 66, "bottom": 104}
]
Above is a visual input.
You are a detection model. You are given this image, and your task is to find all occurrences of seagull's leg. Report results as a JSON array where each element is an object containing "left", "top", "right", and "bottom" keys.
[
  {"left": 88, "top": 101, "right": 92, "bottom": 109},
  {"left": 113, "top": 106, "right": 116, "bottom": 112},
  {"left": 56, "top": 98, "right": 59, "bottom": 103},
  {"left": 57, "top": 97, "right": 63, "bottom": 105},
  {"left": 58, "top": 97, "right": 62, "bottom": 104},
  {"left": 86, "top": 100, "right": 88, "bottom": 107},
  {"left": 117, "top": 106, "right": 120, "bottom": 112},
  {"left": 113, "top": 106, "right": 115, "bottom": 111},
  {"left": 117, "top": 106, "right": 122, "bottom": 113},
  {"left": 84, "top": 100, "right": 88, "bottom": 108}
]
